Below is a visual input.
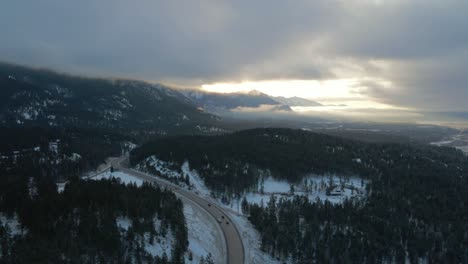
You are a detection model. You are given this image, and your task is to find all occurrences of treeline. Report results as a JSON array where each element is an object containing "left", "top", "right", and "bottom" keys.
[
  {"left": 240, "top": 134, "right": 468, "bottom": 262},
  {"left": 0, "top": 174, "right": 188, "bottom": 264},
  {"left": 131, "top": 128, "right": 468, "bottom": 194}
]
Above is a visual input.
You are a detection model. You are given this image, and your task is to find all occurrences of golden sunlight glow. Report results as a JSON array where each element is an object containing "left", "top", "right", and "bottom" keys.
[
  {"left": 201, "top": 79, "right": 363, "bottom": 100},
  {"left": 201, "top": 79, "right": 409, "bottom": 113}
]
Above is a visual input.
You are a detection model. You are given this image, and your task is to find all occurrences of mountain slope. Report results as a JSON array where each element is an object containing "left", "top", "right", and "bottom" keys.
[
  {"left": 271, "top": 96, "right": 322, "bottom": 107},
  {"left": 0, "top": 63, "right": 220, "bottom": 134}
]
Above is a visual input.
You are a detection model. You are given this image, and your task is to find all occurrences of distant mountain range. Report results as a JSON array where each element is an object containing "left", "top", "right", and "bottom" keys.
[
  {"left": 182, "top": 89, "right": 322, "bottom": 115},
  {"left": 270, "top": 95, "right": 322, "bottom": 107}
]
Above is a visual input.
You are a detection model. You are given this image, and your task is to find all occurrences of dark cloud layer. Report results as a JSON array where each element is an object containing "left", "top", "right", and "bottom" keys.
[{"left": 1, "top": 0, "right": 467, "bottom": 111}]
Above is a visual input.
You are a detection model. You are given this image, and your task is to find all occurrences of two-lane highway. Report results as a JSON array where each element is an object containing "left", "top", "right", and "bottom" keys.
[{"left": 111, "top": 157, "right": 245, "bottom": 264}]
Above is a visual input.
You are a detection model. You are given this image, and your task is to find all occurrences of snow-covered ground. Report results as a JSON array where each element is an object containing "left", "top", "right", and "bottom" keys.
[
  {"left": 431, "top": 131, "right": 468, "bottom": 154},
  {"left": 135, "top": 157, "right": 225, "bottom": 262},
  {"left": 143, "top": 227, "right": 174, "bottom": 258},
  {"left": 115, "top": 216, "right": 175, "bottom": 259},
  {"left": 121, "top": 141, "right": 137, "bottom": 155},
  {"left": 184, "top": 202, "right": 225, "bottom": 264},
  {"left": 116, "top": 216, "right": 132, "bottom": 231},
  {"left": 0, "top": 213, "right": 25, "bottom": 236},
  {"left": 456, "top": 145, "right": 468, "bottom": 153},
  {"left": 78, "top": 159, "right": 222, "bottom": 262},
  {"left": 137, "top": 156, "right": 180, "bottom": 179},
  {"left": 181, "top": 161, "right": 211, "bottom": 196},
  {"left": 225, "top": 175, "right": 368, "bottom": 209},
  {"left": 137, "top": 156, "right": 211, "bottom": 196},
  {"left": 228, "top": 213, "right": 282, "bottom": 264},
  {"left": 219, "top": 175, "right": 367, "bottom": 264},
  {"left": 92, "top": 171, "right": 144, "bottom": 186},
  {"left": 136, "top": 156, "right": 370, "bottom": 264},
  {"left": 57, "top": 168, "right": 144, "bottom": 192}
]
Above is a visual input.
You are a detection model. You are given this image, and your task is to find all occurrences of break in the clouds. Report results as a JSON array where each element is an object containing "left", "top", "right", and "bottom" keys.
[{"left": 1, "top": 0, "right": 468, "bottom": 111}]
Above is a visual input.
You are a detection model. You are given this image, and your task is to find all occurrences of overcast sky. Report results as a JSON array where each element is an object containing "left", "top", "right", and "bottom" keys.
[{"left": 2, "top": 0, "right": 468, "bottom": 112}]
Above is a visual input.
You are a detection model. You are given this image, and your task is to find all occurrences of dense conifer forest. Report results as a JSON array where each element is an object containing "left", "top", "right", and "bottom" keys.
[
  {"left": 0, "top": 127, "right": 189, "bottom": 263},
  {"left": 132, "top": 128, "right": 468, "bottom": 262},
  {"left": 0, "top": 176, "right": 187, "bottom": 263},
  {"left": 131, "top": 128, "right": 468, "bottom": 193},
  {"left": 0, "top": 127, "right": 131, "bottom": 181}
]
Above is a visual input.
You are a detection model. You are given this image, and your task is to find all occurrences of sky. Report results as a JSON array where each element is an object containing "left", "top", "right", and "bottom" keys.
[{"left": 1, "top": 0, "right": 468, "bottom": 119}]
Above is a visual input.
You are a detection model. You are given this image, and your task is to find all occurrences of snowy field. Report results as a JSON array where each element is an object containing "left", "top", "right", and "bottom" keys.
[{"left": 226, "top": 175, "right": 368, "bottom": 210}]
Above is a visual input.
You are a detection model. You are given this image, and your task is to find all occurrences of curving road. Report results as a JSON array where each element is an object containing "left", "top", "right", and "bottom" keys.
[{"left": 110, "top": 156, "right": 245, "bottom": 264}]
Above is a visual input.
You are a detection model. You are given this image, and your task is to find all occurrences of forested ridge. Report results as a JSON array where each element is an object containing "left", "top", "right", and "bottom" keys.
[{"left": 132, "top": 128, "right": 468, "bottom": 263}]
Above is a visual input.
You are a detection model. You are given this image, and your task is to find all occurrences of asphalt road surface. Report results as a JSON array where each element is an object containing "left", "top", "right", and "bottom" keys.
[{"left": 111, "top": 156, "right": 245, "bottom": 264}]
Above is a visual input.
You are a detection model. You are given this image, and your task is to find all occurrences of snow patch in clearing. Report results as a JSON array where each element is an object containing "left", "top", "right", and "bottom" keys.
[
  {"left": 116, "top": 216, "right": 132, "bottom": 231},
  {"left": 243, "top": 175, "right": 368, "bottom": 206},
  {"left": 57, "top": 182, "right": 66, "bottom": 193},
  {"left": 259, "top": 177, "right": 290, "bottom": 193},
  {"left": 144, "top": 229, "right": 174, "bottom": 258},
  {"left": 92, "top": 171, "right": 144, "bottom": 186},
  {"left": 0, "top": 213, "right": 26, "bottom": 236}
]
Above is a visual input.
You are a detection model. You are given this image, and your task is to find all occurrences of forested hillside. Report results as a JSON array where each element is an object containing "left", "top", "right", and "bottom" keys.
[
  {"left": 0, "top": 63, "right": 222, "bottom": 135},
  {"left": 131, "top": 128, "right": 467, "bottom": 194},
  {"left": 0, "top": 127, "right": 190, "bottom": 263},
  {"left": 0, "top": 127, "right": 132, "bottom": 182},
  {"left": 132, "top": 128, "right": 468, "bottom": 263},
  {"left": 0, "top": 176, "right": 187, "bottom": 263}
]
